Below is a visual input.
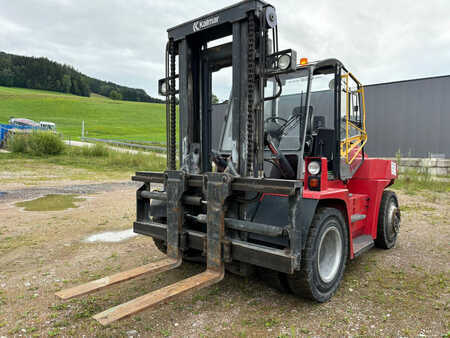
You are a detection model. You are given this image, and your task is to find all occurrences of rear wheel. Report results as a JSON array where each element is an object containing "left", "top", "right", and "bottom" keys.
[
  {"left": 287, "top": 207, "right": 348, "bottom": 302},
  {"left": 375, "top": 190, "right": 400, "bottom": 249}
]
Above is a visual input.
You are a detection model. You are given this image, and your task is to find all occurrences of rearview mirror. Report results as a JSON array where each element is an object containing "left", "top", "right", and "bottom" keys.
[{"left": 328, "top": 79, "right": 334, "bottom": 90}]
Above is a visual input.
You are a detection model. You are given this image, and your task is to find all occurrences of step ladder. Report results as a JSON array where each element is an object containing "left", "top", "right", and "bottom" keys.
[
  {"left": 55, "top": 172, "right": 231, "bottom": 325},
  {"left": 352, "top": 234, "right": 374, "bottom": 257}
]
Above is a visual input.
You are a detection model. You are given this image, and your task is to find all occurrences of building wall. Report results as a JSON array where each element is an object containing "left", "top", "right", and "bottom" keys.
[{"left": 364, "top": 75, "right": 450, "bottom": 158}]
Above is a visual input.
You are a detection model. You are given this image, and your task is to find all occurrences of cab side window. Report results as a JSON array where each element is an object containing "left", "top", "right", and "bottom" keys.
[
  {"left": 339, "top": 72, "right": 367, "bottom": 179},
  {"left": 340, "top": 76, "right": 361, "bottom": 140}
]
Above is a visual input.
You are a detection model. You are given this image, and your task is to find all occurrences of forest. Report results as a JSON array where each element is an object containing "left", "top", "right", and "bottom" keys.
[{"left": 0, "top": 52, "right": 162, "bottom": 103}]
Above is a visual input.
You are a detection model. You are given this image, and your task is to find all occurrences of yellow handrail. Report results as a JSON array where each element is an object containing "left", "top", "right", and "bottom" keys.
[{"left": 340, "top": 72, "right": 367, "bottom": 164}]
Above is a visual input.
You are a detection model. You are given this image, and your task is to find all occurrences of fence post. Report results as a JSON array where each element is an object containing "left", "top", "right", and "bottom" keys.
[{"left": 82, "top": 120, "right": 85, "bottom": 139}]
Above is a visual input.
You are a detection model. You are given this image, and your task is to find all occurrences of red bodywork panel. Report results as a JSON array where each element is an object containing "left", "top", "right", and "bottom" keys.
[{"left": 303, "top": 156, "right": 397, "bottom": 258}]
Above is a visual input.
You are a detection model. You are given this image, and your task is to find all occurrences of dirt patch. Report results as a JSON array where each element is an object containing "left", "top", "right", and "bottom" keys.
[{"left": 0, "top": 187, "right": 448, "bottom": 336}]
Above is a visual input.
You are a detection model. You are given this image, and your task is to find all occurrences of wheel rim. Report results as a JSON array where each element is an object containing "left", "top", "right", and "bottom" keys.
[
  {"left": 317, "top": 225, "right": 343, "bottom": 283},
  {"left": 387, "top": 201, "right": 400, "bottom": 241}
]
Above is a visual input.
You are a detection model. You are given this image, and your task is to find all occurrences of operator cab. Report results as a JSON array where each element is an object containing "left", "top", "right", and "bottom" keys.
[{"left": 219, "top": 58, "right": 367, "bottom": 181}]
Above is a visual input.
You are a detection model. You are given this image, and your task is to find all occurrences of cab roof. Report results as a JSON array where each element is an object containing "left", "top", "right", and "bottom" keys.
[{"left": 297, "top": 58, "right": 346, "bottom": 73}]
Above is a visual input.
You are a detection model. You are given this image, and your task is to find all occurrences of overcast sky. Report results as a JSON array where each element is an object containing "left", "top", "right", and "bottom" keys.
[{"left": 1, "top": 0, "right": 450, "bottom": 101}]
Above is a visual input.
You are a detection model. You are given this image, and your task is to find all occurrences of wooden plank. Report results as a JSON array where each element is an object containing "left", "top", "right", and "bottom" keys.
[
  {"left": 55, "top": 258, "right": 179, "bottom": 300},
  {"left": 93, "top": 270, "right": 223, "bottom": 326}
]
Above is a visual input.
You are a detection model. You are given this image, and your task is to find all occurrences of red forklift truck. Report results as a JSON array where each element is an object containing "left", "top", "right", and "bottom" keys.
[{"left": 56, "top": 0, "right": 401, "bottom": 325}]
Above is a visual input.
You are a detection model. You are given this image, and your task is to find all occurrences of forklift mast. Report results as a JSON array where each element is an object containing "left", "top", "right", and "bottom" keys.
[{"left": 160, "top": 0, "right": 294, "bottom": 177}]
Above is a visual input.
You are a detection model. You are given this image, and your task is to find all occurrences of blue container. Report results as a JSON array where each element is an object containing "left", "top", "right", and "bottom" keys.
[{"left": 0, "top": 124, "right": 33, "bottom": 144}]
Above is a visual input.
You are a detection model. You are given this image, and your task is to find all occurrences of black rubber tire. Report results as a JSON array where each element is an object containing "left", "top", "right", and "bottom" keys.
[
  {"left": 286, "top": 207, "right": 348, "bottom": 302},
  {"left": 152, "top": 217, "right": 168, "bottom": 254},
  {"left": 375, "top": 190, "right": 400, "bottom": 249},
  {"left": 151, "top": 217, "right": 203, "bottom": 261},
  {"left": 153, "top": 238, "right": 168, "bottom": 254},
  {"left": 257, "top": 267, "right": 290, "bottom": 293}
]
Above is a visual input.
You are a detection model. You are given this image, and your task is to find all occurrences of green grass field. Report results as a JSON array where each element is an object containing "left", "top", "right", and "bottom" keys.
[{"left": 0, "top": 86, "right": 166, "bottom": 142}]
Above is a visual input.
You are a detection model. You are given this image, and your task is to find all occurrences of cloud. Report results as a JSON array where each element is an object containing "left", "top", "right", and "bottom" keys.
[{"left": 0, "top": 0, "right": 449, "bottom": 100}]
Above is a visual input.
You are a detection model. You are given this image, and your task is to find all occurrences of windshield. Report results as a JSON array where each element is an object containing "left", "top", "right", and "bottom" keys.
[
  {"left": 220, "top": 67, "right": 335, "bottom": 152},
  {"left": 264, "top": 69, "right": 309, "bottom": 150}
]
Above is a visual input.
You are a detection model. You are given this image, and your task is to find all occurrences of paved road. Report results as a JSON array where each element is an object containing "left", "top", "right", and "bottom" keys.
[
  {"left": 64, "top": 140, "right": 165, "bottom": 157},
  {"left": 65, "top": 140, "right": 94, "bottom": 148}
]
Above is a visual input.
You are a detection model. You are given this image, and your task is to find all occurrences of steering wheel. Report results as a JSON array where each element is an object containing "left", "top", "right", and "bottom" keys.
[{"left": 265, "top": 116, "right": 288, "bottom": 124}]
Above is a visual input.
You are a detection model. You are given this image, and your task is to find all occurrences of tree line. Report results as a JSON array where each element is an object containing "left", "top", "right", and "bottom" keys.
[{"left": 0, "top": 52, "right": 163, "bottom": 103}]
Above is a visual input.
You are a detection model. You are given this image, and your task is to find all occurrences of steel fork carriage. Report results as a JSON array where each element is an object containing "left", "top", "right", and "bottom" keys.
[
  {"left": 134, "top": 170, "right": 303, "bottom": 274},
  {"left": 56, "top": 170, "right": 303, "bottom": 325}
]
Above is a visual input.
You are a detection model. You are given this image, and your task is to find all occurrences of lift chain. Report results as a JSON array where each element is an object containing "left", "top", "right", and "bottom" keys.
[
  {"left": 169, "top": 39, "right": 177, "bottom": 170},
  {"left": 247, "top": 11, "right": 257, "bottom": 176}
]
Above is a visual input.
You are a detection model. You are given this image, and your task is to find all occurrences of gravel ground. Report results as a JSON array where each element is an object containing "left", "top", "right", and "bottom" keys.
[
  {"left": 0, "top": 181, "right": 448, "bottom": 336},
  {"left": 0, "top": 181, "right": 140, "bottom": 202}
]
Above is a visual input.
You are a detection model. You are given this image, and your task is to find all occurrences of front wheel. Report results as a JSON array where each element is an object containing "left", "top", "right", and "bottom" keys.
[
  {"left": 151, "top": 217, "right": 203, "bottom": 261},
  {"left": 152, "top": 218, "right": 168, "bottom": 254},
  {"left": 287, "top": 207, "right": 348, "bottom": 302}
]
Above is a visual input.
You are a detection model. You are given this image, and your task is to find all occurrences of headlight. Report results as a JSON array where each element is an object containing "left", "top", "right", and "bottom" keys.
[
  {"left": 161, "top": 81, "right": 168, "bottom": 95},
  {"left": 278, "top": 54, "right": 291, "bottom": 70},
  {"left": 161, "top": 81, "right": 168, "bottom": 94},
  {"left": 307, "top": 161, "right": 321, "bottom": 175},
  {"left": 158, "top": 78, "right": 169, "bottom": 96}
]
